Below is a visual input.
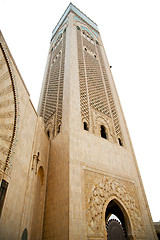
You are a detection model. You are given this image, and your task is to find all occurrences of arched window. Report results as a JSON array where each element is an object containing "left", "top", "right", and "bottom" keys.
[
  {"left": 100, "top": 125, "right": 107, "bottom": 139},
  {"left": 38, "top": 166, "right": 44, "bottom": 185},
  {"left": 105, "top": 199, "right": 132, "bottom": 239},
  {"left": 57, "top": 125, "right": 61, "bottom": 133},
  {"left": 76, "top": 26, "right": 80, "bottom": 31},
  {"left": 83, "top": 122, "right": 88, "bottom": 131},
  {"left": 118, "top": 138, "right": 123, "bottom": 146},
  {"left": 47, "top": 131, "right": 50, "bottom": 138},
  {"left": 21, "top": 228, "right": 28, "bottom": 240}
]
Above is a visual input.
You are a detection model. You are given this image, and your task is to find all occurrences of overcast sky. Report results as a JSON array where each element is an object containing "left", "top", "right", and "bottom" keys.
[{"left": 1, "top": 0, "right": 160, "bottom": 222}]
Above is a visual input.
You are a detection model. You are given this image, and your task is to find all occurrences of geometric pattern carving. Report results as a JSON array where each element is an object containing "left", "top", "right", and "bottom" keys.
[
  {"left": 84, "top": 170, "right": 145, "bottom": 238},
  {"left": 84, "top": 39, "right": 111, "bottom": 117},
  {"left": 77, "top": 29, "right": 90, "bottom": 125},
  {"left": 39, "top": 28, "right": 66, "bottom": 136},
  {"left": 76, "top": 23, "right": 124, "bottom": 146},
  {"left": 97, "top": 45, "right": 123, "bottom": 144},
  {"left": 44, "top": 112, "right": 56, "bottom": 140},
  {"left": 0, "top": 40, "right": 17, "bottom": 176}
]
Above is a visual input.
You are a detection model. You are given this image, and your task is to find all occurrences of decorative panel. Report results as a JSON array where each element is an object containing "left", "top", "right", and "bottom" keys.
[
  {"left": 39, "top": 29, "right": 66, "bottom": 136},
  {"left": 84, "top": 169, "right": 145, "bottom": 238},
  {"left": 96, "top": 45, "right": 123, "bottom": 144},
  {"left": 83, "top": 38, "right": 110, "bottom": 117},
  {"left": 76, "top": 23, "right": 124, "bottom": 146},
  {"left": 0, "top": 42, "right": 17, "bottom": 176},
  {"left": 77, "top": 29, "right": 90, "bottom": 125}
]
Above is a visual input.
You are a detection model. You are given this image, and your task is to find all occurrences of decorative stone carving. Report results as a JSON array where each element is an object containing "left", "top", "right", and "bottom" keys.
[
  {"left": 96, "top": 44, "right": 124, "bottom": 145},
  {"left": 45, "top": 112, "right": 55, "bottom": 139},
  {"left": 91, "top": 107, "right": 116, "bottom": 143},
  {"left": 0, "top": 36, "right": 18, "bottom": 176},
  {"left": 84, "top": 170, "right": 145, "bottom": 238},
  {"left": 39, "top": 27, "right": 66, "bottom": 128}
]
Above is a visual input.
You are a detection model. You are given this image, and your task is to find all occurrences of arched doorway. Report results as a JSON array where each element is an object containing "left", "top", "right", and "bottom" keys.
[
  {"left": 31, "top": 166, "right": 45, "bottom": 240},
  {"left": 21, "top": 228, "right": 28, "bottom": 240},
  {"left": 105, "top": 199, "right": 132, "bottom": 240}
]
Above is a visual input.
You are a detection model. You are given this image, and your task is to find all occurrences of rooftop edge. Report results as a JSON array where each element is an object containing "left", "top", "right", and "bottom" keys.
[{"left": 51, "top": 3, "right": 99, "bottom": 40}]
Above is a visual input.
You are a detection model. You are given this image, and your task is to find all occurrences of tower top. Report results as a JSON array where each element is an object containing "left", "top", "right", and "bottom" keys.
[{"left": 51, "top": 3, "right": 99, "bottom": 39}]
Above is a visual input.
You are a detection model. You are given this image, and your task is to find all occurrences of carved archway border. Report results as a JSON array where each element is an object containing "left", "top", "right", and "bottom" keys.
[
  {"left": 84, "top": 169, "right": 145, "bottom": 239},
  {"left": 0, "top": 37, "right": 18, "bottom": 176},
  {"left": 90, "top": 107, "right": 116, "bottom": 144},
  {"left": 102, "top": 196, "right": 132, "bottom": 239}
]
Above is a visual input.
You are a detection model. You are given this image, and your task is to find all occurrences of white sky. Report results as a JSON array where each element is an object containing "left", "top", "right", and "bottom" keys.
[{"left": 1, "top": 0, "right": 160, "bottom": 222}]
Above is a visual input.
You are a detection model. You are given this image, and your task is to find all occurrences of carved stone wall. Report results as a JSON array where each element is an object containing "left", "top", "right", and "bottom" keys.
[
  {"left": 39, "top": 24, "right": 67, "bottom": 136},
  {"left": 90, "top": 107, "right": 116, "bottom": 143},
  {"left": 0, "top": 39, "right": 17, "bottom": 177},
  {"left": 76, "top": 18, "right": 124, "bottom": 146},
  {"left": 84, "top": 170, "right": 145, "bottom": 239},
  {"left": 44, "top": 112, "right": 56, "bottom": 139}
]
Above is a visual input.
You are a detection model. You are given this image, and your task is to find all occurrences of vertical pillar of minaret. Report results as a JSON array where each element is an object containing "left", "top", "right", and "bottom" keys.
[{"left": 62, "top": 12, "right": 82, "bottom": 133}]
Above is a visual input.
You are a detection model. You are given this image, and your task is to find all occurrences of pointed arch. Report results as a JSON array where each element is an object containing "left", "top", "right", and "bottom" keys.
[
  {"left": 38, "top": 166, "right": 44, "bottom": 185},
  {"left": 84, "top": 171, "right": 145, "bottom": 238},
  {"left": 105, "top": 198, "right": 132, "bottom": 239},
  {"left": 31, "top": 166, "right": 45, "bottom": 240}
]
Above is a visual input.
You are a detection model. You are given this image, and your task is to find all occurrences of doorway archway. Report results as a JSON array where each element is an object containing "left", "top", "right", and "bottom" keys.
[{"left": 105, "top": 199, "right": 132, "bottom": 240}]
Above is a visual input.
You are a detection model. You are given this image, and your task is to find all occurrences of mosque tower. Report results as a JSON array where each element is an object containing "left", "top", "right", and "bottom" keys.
[
  {"left": 38, "top": 3, "right": 157, "bottom": 240},
  {"left": 0, "top": 3, "right": 157, "bottom": 240}
]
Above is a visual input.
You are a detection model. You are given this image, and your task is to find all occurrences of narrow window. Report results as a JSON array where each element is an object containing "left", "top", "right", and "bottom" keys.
[
  {"left": 47, "top": 131, "right": 50, "bottom": 138},
  {"left": 0, "top": 179, "right": 8, "bottom": 216},
  {"left": 84, "top": 122, "right": 88, "bottom": 131},
  {"left": 57, "top": 125, "right": 61, "bottom": 133},
  {"left": 118, "top": 138, "right": 123, "bottom": 146},
  {"left": 101, "top": 125, "right": 107, "bottom": 139},
  {"left": 21, "top": 228, "right": 28, "bottom": 240}
]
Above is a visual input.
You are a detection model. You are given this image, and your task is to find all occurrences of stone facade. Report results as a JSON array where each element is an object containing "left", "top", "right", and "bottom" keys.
[
  {"left": 0, "top": 32, "right": 50, "bottom": 240},
  {"left": 0, "top": 3, "right": 158, "bottom": 240}
]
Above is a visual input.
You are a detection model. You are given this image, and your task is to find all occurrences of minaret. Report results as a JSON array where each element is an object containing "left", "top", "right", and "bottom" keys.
[{"left": 38, "top": 3, "right": 157, "bottom": 239}]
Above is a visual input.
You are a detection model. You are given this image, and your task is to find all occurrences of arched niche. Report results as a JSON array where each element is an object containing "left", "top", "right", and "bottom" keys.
[
  {"left": 83, "top": 121, "right": 89, "bottom": 131},
  {"left": 38, "top": 166, "right": 44, "bottom": 185},
  {"left": 31, "top": 166, "right": 45, "bottom": 240},
  {"left": 100, "top": 125, "right": 107, "bottom": 139}
]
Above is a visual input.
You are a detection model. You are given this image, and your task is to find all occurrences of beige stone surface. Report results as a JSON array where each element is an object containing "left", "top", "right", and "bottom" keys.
[
  {"left": 0, "top": 32, "right": 49, "bottom": 240},
  {"left": 42, "top": 9, "right": 156, "bottom": 239},
  {"left": 43, "top": 133, "right": 69, "bottom": 240}
]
